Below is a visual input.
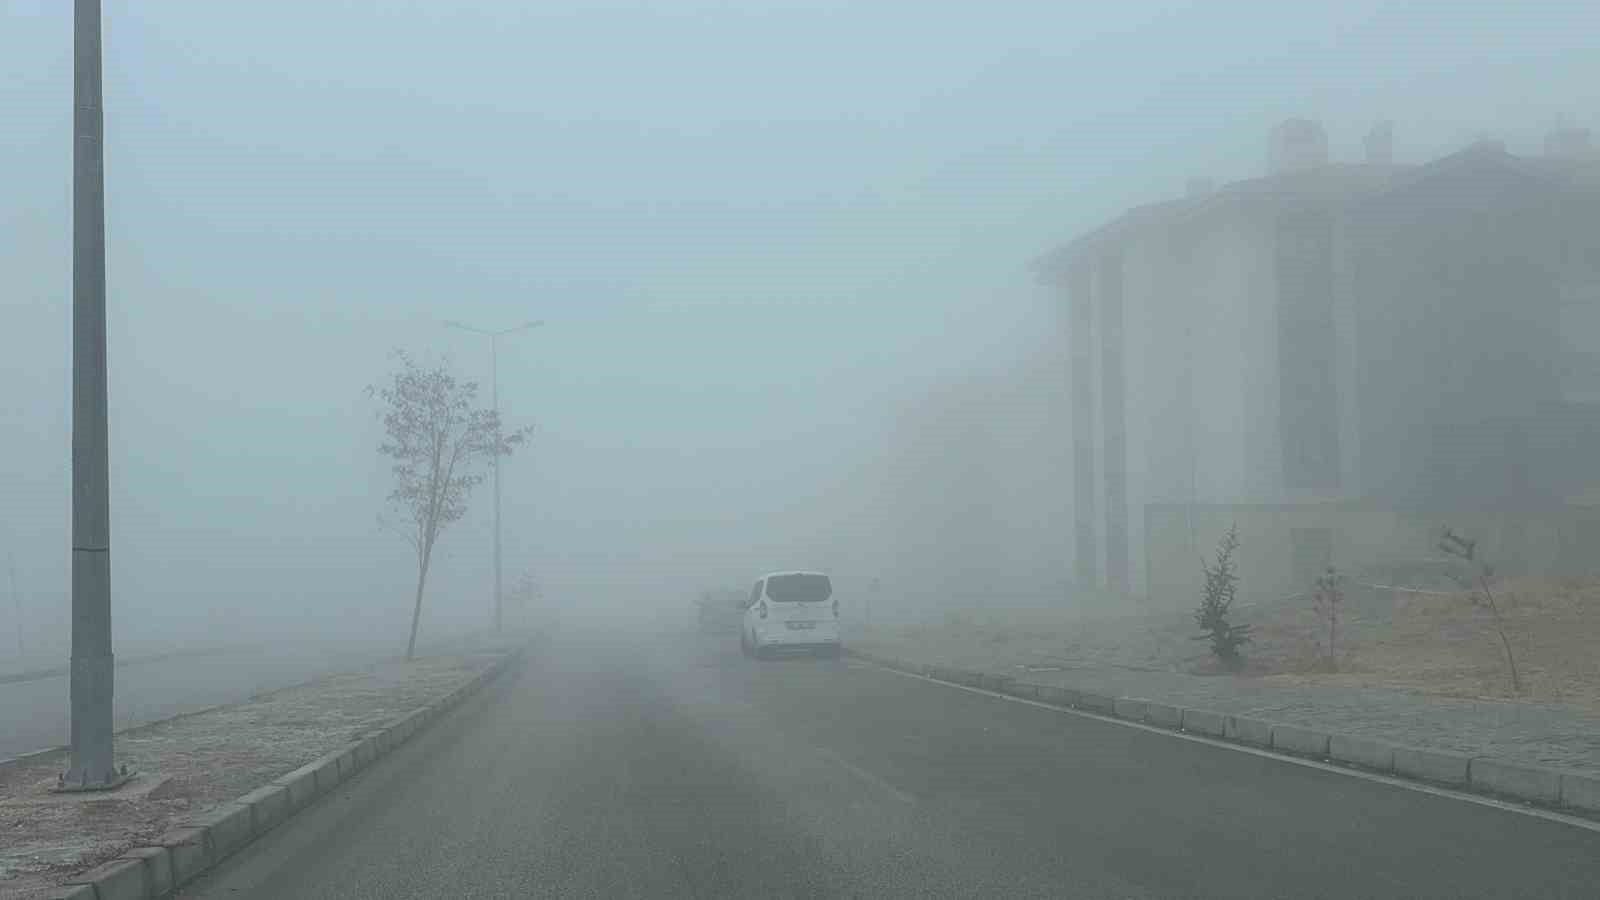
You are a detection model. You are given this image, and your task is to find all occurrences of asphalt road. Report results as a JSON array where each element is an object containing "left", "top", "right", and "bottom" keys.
[{"left": 181, "top": 626, "right": 1600, "bottom": 899}]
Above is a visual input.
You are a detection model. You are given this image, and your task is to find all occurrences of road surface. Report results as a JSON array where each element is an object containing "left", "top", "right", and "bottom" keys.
[{"left": 181, "top": 627, "right": 1600, "bottom": 899}]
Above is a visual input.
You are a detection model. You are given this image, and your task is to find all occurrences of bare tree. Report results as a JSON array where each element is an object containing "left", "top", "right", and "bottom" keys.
[
  {"left": 1311, "top": 566, "right": 1343, "bottom": 671},
  {"left": 1438, "top": 527, "right": 1523, "bottom": 695},
  {"left": 516, "top": 569, "right": 538, "bottom": 626},
  {"left": 371, "top": 352, "right": 531, "bottom": 660}
]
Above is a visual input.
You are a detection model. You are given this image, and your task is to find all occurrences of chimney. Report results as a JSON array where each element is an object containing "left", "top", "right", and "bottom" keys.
[
  {"left": 1469, "top": 133, "right": 1506, "bottom": 154},
  {"left": 1268, "top": 119, "right": 1329, "bottom": 174},
  {"left": 1545, "top": 125, "right": 1593, "bottom": 160},
  {"left": 1363, "top": 121, "right": 1394, "bottom": 165},
  {"left": 1185, "top": 176, "right": 1215, "bottom": 198}
]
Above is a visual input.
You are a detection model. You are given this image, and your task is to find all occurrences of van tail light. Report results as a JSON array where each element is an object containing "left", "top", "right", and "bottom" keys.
[
  {"left": 758, "top": 602, "right": 768, "bottom": 619},
  {"left": 832, "top": 599, "right": 839, "bottom": 617}
]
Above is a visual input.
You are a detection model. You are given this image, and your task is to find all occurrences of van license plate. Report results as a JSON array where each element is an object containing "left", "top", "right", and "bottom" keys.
[{"left": 786, "top": 621, "right": 815, "bottom": 630}]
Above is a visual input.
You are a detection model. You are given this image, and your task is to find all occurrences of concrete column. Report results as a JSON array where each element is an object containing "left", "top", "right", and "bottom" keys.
[
  {"left": 1099, "top": 252, "right": 1130, "bottom": 593},
  {"left": 1069, "top": 261, "right": 1098, "bottom": 588}
]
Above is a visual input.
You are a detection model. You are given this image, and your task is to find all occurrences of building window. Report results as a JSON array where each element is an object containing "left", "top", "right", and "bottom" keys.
[{"left": 1275, "top": 210, "right": 1341, "bottom": 490}]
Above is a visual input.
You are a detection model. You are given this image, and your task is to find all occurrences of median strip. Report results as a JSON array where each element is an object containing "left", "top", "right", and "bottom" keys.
[{"left": 5, "top": 640, "right": 528, "bottom": 900}]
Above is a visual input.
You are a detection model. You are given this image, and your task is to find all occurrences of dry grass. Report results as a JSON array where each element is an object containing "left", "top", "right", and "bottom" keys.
[
  {"left": 877, "top": 576, "right": 1600, "bottom": 713},
  {"left": 1262, "top": 577, "right": 1600, "bottom": 713}
]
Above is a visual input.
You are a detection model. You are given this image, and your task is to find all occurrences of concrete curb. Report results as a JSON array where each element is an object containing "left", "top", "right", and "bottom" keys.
[
  {"left": 48, "top": 644, "right": 527, "bottom": 900},
  {"left": 842, "top": 647, "right": 1600, "bottom": 820}
]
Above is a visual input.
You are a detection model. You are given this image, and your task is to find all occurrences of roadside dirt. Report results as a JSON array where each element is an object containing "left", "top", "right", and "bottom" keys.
[
  {"left": 875, "top": 575, "right": 1600, "bottom": 716},
  {"left": 0, "top": 645, "right": 508, "bottom": 900},
  {"left": 1258, "top": 577, "right": 1600, "bottom": 714},
  {"left": 855, "top": 578, "right": 1600, "bottom": 776}
]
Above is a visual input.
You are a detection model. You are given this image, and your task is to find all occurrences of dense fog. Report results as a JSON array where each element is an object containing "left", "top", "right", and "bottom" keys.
[{"left": 3, "top": 1, "right": 1598, "bottom": 666}]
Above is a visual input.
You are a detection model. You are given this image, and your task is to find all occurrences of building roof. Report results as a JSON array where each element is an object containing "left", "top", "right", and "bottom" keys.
[
  {"left": 1036, "top": 139, "right": 1600, "bottom": 281},
  {"left": 1034, "top": 163, "right": 1403, "bottom": 279},
  {"left": 1365, "top": 141, "right": 1588, "bottom": 204}
]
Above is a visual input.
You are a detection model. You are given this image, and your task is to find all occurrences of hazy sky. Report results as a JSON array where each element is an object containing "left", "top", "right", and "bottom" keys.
[{"left": 2, "top": 1, "right": 1597, "bottom": 648}]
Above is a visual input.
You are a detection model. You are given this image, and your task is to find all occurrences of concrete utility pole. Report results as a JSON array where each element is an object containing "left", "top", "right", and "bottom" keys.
[
  {"left": 444, "top": 320, "right": 543, "bottom": 632},
  {"left": 64, "top": 0, "right": 125, "bottom": 790}
]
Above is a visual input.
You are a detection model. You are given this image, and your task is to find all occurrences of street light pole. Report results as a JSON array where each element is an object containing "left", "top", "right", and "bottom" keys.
[
  {"left": 64, "top": 0, "right": 125, "bottom": 790},
  {"left": 445, "top": 320, "right": 542, "bottom": 633},
  {"left": 490, "top": 334, "right": 501, "bottom": 633}
]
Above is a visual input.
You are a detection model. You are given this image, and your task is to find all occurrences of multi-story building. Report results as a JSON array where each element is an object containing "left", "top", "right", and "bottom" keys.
[{"left": 1038, "top": 121, "right": 1600, "bottom": 605}]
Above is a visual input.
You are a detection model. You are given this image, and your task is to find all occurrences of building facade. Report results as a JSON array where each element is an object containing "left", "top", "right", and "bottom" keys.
[{"left": 1039, "top": 122, "right": 1600, "bottom": 605}]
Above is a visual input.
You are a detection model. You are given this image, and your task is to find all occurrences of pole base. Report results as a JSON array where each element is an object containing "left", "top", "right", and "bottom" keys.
[{"left": 51, "top": 767, "right": 136, "bottom": 794}]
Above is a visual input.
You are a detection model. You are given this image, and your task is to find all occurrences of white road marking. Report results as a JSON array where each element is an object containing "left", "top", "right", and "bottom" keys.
[
  {"left": 861, "top": 661, "right": 1600, "bottom": 835},
  {"left": 816, "top": 747, "right": 917, "bottom": 805}
]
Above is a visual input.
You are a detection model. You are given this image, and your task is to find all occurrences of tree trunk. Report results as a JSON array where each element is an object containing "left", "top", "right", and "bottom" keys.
[
  {"left": 406, "top": 552, "right": 432, "bottom": 661},
  {"left": 1327, "top": 613, "right": 1336, "bottom": 667},
  {"left": 1479, "top": 575, "right": 1522, "bottom": 695}
]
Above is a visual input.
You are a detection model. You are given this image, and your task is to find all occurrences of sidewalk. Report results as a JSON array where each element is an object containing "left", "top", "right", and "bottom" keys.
[
  {"left": 0, "top": 637, "right": 520, "bottom": 900},
  {"left": 850, "top": 629, "right": 1600, "bottom": 778}
]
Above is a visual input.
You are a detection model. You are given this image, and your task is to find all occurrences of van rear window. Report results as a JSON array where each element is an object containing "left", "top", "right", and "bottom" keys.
[{"left": 765, "top": 573, "right": 832, "bottom": 603}]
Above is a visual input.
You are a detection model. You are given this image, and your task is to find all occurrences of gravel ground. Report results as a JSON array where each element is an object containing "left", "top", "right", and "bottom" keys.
[{"left": 0, "top": 641, "right": 515, "bottom": 900}]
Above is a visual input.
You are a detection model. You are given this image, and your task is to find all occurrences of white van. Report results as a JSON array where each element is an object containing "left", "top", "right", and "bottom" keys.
[{"left": 740, "top": 571, "right": 840, "bottom": 659}]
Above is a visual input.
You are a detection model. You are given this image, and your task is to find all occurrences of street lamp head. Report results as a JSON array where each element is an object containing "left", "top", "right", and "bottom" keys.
[{"left": 443, "top": 319, "right": 539, "bottom": 337}]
